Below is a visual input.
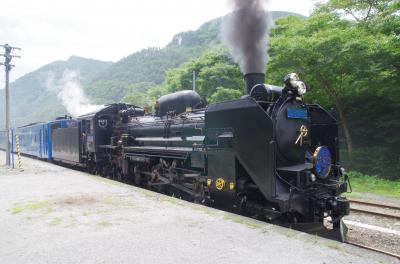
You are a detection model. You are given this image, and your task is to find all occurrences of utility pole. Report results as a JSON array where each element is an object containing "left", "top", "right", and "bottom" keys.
[
  {"left": 1, "top": 44, "right": 21, "bottom": 167},
  {"left": 192, "top": 70, "right": 196, "bottom": 91}
]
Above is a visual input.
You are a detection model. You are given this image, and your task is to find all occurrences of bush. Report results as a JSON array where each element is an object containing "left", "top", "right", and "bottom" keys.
[
  {"left": 341, "top": 147, "right": 400, "bottom": 181},
  {"left": 347, "top": 171, "right": 400, "bottom": 198}
]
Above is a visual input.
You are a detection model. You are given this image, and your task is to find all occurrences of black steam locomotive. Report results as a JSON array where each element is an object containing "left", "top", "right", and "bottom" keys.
[{"left": 48, "top": 72, "right": 349, "bottom": 226}]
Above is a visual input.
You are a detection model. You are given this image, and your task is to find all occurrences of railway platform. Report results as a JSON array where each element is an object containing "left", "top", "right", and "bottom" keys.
[{"left": 0, "top": 153, "right": 398, "bottom": 264}]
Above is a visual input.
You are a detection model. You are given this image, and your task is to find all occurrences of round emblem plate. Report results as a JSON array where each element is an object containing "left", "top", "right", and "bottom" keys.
[
  {"left": 313, "top": 146, "right": 332, "bottom": 179},
  {"left": 215, "top": 178, "right": 226, "bottom": 190}
]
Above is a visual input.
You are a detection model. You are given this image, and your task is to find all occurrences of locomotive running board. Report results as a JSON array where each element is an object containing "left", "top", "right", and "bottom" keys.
[{"left": 276, "top": 163, "right": 313, "bottom": 172}]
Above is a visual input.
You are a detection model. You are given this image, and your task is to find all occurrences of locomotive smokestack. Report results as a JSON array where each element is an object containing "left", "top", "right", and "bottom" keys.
[
  {"left": 221, "top": 0, "right": 272, "bottom": 87},
  {"left": 244, "top": 73, "right": 265, "bottom": 94}
]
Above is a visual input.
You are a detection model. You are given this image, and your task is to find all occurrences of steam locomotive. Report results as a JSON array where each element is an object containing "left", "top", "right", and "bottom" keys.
[{"left": 2, "top": 72, "right": 350, "bottom": 226}]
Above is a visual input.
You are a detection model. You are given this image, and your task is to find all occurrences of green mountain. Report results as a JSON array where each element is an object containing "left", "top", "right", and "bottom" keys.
[
  {"left": 2, "top": 11, "right": 303, "bottom": 127},
  {"left": 85, "top": 11, "right": 304, "bottom": 104},
  {"left": 0, "top": 56, "right": 112, "bottom": 127}
]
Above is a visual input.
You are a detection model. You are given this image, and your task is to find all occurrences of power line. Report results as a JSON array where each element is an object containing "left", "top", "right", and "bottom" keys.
[{"left": 1, "top": 44, "right": 21, "bottom": 167}]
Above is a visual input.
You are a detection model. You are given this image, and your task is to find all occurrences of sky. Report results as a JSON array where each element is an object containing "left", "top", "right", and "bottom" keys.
[{"left": 0, "top": 0, "right": 316, "bottom": 84}]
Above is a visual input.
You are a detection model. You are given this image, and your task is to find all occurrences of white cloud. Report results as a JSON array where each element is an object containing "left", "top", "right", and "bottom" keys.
[{"left": 0, "top": 0, "right": 315, "bottom": 84}]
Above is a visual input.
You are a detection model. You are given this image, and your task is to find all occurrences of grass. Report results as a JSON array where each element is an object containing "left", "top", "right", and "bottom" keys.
[
  {"left": 347, "top": 171, "right": 400, "bottom": 199},
  {"left": 98, "top": 220, "right": 112, "bottom": 227},
  {"left": 275, "top": 226, "right": 297, "bottom": 238},
  {"left": 326, "top": 241, "right": 341, "bottom": 251},
  {"left": 222, "top": 213, "right": 266, "bottom": 230},
  {"left": 11, "top": 200, "right": 50, "bottom": 214},
  {"left": 304, "top": 234, "right": 319, "bottom": 245},
  {"left": 49, "top": 217, "right": 62, "bottom": 226}
]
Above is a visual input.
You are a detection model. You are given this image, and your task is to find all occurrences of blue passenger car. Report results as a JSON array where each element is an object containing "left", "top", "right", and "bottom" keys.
[
  {"left": 12, "top": 123, "right": 49, "bottom": 159},
  {"left": 47, "top": 119, "right": 79, "bottom": 160},
  {"left": 3, "top": 118, "right": 79, "bottom": 161}
]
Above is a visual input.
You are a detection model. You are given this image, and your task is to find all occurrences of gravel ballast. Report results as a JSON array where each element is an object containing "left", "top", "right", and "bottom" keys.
[{"left": 0, "top": 153, "right": 398, "bottom": 264}]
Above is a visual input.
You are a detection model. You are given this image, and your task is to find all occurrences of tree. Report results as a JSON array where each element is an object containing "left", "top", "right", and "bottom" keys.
[
  {"left": 123, "top": 92, "right": 150, "bottom": 107},
  {"left": 324, "top": 0, "right": 398, "bottom": 23},
  {"left": 161, "top": 49, "right": 243, "bottom": 102},
  {"left": 268, "top": 14, "right": 356, "bottom": 155},
  {"left": 122, "top": 84, "right": 169, "bottom": 110},
  {"left": 209, "top": 87, "right": 242, "bottom": 103},
  {"left": 267, "top": 1, "right": 399, "bottom": 178},
  {"left": 267, "top": 8, "right": 399, "bottom": 157}
]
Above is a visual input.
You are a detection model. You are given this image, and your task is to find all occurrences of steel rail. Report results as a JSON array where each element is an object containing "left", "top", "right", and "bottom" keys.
[
  {"left": 350, "top": 207, "right": 400, "bottom": 220},
  {"left": 345, "top": 242, "right": 400, "bottom": 259},
  {"left": 349, "top": 199, "right": 400, "bottom": 220},
  {"left": 349, "top": 199, "right": 400, "bottom": 211}
]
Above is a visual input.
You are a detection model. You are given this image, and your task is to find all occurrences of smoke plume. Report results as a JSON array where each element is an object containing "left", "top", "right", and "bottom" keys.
[
  {"left": 43, "top": 70, "right": 103, "bottom": 117},
  {"left": 221, "top": 0, "right": 272, "bottom": 74}
]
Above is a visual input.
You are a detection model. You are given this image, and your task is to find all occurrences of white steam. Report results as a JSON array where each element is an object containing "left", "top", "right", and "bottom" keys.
[{"left": 43, "top": 69, "right": 103, "bottom": 117}]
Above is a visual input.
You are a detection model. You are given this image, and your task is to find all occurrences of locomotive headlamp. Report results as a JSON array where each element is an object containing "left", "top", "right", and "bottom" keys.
[
  {"left": 295, "top": 81, "right": 307, "bottom": 96},
  {"left": 313, "top": 146, "right": 332, "bottom": 179},
  {"left": 284, "top": 73, "right": 307, "bottom": 96}
]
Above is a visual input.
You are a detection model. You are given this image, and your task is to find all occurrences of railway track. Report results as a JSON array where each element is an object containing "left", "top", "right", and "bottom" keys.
[
  {"left": 343, "top": 198, "right": 400, "bottom": 259},
  {"left": 349, "top": 198, "right": 400, "bottom": 220},
  {"left": 346, "top": 241, "right": 400, "bottom": 259}
]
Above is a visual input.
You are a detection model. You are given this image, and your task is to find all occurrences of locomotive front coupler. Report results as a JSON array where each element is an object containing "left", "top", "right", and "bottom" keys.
[{"left": 314, "top": 194, "right": 350, "bottom": 227}]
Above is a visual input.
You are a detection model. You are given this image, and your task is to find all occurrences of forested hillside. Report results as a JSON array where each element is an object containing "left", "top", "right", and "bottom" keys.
[
  {"left": 2, "top": 11, "right": 301, "bottom": 126},
  {"left": 132, "top": 0, "right": 398, "bottom": 180},
  {"left": 85, "top": 11, "right": 304, "bottom": 104},
  {"left": 0, "top": 56, "right": 112, "bottom": 126},
  {"left": 3, "top": 4, "right": 398, "bottom": 180},
  {"left": 267, "top": 1, "right": 399, "bottom": 179}
]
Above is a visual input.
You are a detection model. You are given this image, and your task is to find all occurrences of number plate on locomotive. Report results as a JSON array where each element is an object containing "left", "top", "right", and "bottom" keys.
[{"left": 287, "top": 108, "right": 308, "bottom": 119}]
